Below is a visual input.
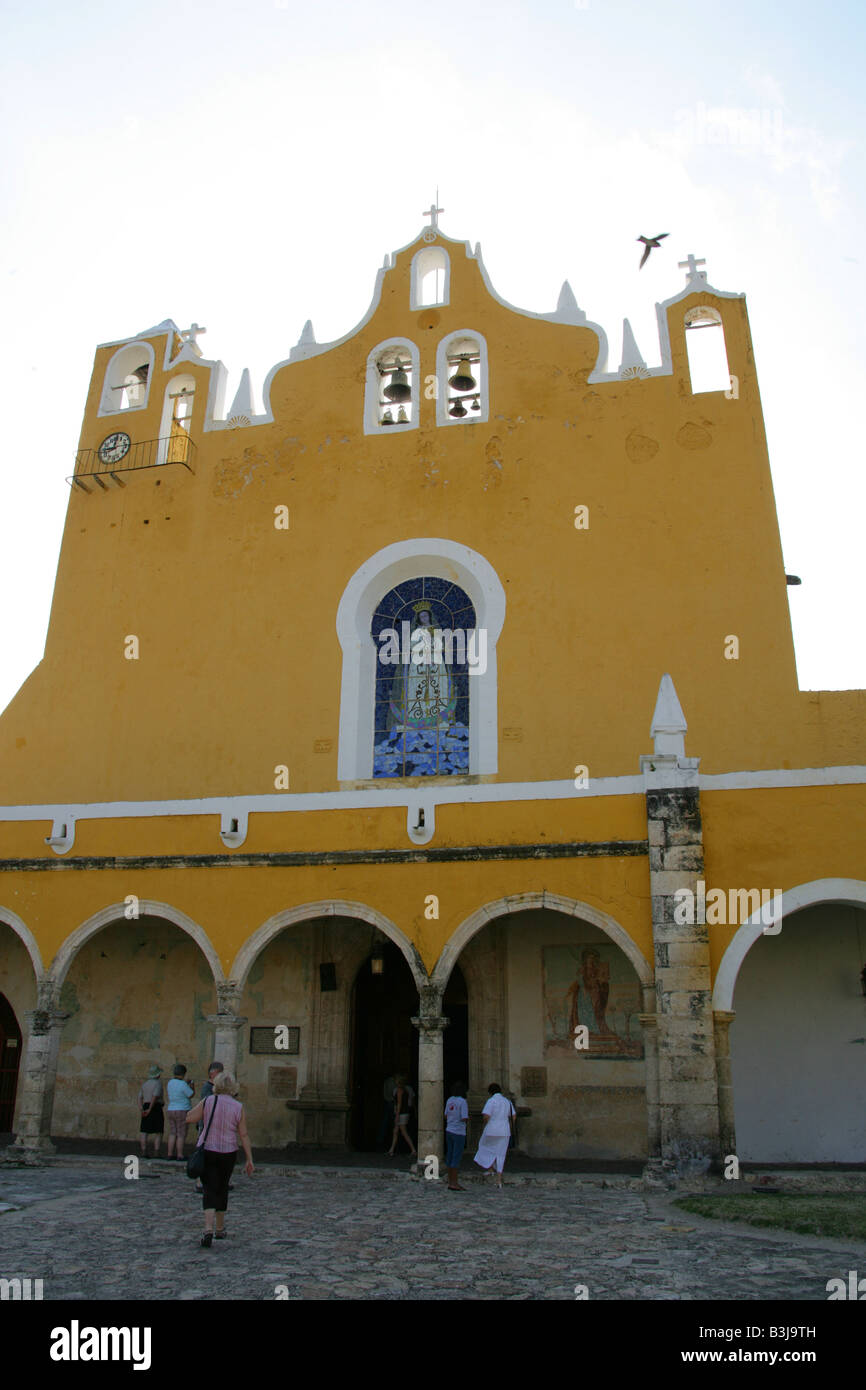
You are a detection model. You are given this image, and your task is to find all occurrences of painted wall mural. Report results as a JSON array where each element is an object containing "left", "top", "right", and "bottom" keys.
[{"left": 543, "top": 945, "right": 644, "bottom": 1059}]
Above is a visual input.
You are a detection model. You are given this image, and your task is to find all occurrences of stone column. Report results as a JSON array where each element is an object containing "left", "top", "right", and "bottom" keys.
[
  {"left": 412, "top": 985, "right": 449, "bottom": 1165},
  {"left": 206, "top": 982, "right": 247, "bottom": 1080},
  {"left": 11, "top": 986, "right": 69, "bottom": 1161},
  {"left": 642, "top": 675, "right": 720, "bottom": 1172},
  {"left": 713, "top": 1011, "right": 737, "bottom": 1160}
]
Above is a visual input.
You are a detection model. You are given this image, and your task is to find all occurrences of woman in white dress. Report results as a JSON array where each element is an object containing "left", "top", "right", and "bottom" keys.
[{"left": 473, "top": 1083, "right": 516, "bottom": 1189}]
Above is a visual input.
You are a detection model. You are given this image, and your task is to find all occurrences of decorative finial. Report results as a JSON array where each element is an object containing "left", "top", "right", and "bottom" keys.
[
  {"left": 650, "top": 674, "right": 688, "bottom": 757},
  {"left": 619, "top": 319, "right": 648, "bottom": 377},
  {"left": 678, "top": 253, "right": 707, "bottom": 282}
]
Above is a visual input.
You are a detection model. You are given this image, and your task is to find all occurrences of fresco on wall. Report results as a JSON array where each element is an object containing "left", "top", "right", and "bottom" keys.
[{"left": 543, "top": 945, "right": 644, "bottom": 1059}]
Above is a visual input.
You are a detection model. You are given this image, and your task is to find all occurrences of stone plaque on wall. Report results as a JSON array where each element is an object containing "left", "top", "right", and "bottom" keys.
[
  {"left": 521, "top": 1066, "right": 547, "bottom": 1097},
  {"left": 250, "top": 1026, "right": 300, "bottom": 1055},
  {"left": 268, "top": 1066, "right": 298, "bottom": 1099}
]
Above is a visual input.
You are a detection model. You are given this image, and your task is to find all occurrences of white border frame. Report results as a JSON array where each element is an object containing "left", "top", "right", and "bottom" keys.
[{"left": 335, "top": 538, "right": 506, "bottom": 782}]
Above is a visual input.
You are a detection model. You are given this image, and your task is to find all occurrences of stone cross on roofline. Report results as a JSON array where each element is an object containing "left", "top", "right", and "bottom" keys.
[
  {"left": 423, "top": 200, "right": 444, "bottom": 232},
  {"left": 179, "top": 322, "right": 207, "bottom": 346},
  {"left": 678, "top": 253, "right": 707, "bottom": 283}
]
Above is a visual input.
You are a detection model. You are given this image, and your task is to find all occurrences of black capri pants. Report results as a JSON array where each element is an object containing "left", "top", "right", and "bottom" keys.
[{"left": 201, "top": 1149, "right": 236, "bottom": 1212}]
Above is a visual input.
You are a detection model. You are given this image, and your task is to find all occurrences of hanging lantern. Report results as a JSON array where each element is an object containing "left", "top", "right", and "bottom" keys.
[
  {"left": 383, "top": 363, "right": 411, "bottom": 402},
  {"left": 449, "top": 356, "right": 476, "bottom": 392}
]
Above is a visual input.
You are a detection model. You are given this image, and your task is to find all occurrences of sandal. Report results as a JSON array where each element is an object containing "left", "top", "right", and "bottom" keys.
[
  {"left": 200, "top": 1232, "right": 213, "bottom": 1248},
  {"left": 215, "top": 1230, "right": 227, "bottom": 1240}
]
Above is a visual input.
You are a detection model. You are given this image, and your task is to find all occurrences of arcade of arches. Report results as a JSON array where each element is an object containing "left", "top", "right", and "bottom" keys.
[{"left": 1, "top": 899, "right": 864, "bottom": 1164}]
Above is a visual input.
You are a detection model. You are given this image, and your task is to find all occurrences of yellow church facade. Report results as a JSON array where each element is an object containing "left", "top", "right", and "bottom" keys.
[{"left": 0, "top": 211, "right": 863, "bottom": 1171}]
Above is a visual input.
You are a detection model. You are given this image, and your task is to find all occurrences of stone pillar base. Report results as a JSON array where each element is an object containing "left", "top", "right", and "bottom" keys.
[{"left": 641, "top": 1157, "right": 678, "bottom": 1188}]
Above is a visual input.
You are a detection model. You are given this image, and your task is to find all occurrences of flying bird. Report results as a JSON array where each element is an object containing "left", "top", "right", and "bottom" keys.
[{"left": 637, "top": 233, "right": 668, "bottom": 268}]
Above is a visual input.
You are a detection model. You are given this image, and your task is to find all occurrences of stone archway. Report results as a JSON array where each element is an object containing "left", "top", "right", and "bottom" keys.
[
  {"left": 49, "top": 906, "right": 221, "bottom": 1142},
  {"left": 435, "top": 895, "right": 655, "bottom": 1162},
  {"left": 714, "top": 881, "right": 866, "bottom": 1163},
  {"left": 0, "top": 910, "right": 42, "bottom": 1142}
]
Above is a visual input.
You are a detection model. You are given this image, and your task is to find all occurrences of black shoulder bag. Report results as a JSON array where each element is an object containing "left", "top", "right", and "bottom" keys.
[{"left": 186, "top": 1095, "right": 219, "bottom": 1180}]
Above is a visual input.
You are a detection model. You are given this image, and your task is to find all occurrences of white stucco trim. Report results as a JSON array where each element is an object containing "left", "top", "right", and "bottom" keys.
[
  {"left": 0, "top": 766, "right": 863, "bottom": 829},
  {"left": 700, "top": 766, "right": 866, "bottom": 791},
  {"left": 712, "top": 878, "right": 866, "bottom": 1012},
  {"left": 335, "top": 538, "right": 507, "bottom": 781},
  {"left": 0, "top": 906, "right": 45, "bottom": 982},
  {"left": 48, "top": 901, "right": 225, "bottom": 990},
  {"left": 230, "top": 900, "right": 428, "bottom": 991},
  {"left": 432, "top": 891, "right": 653, "bottom": 991}
]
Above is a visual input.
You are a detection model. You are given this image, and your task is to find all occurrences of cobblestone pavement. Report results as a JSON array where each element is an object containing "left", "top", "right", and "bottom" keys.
[{"left": 1, "top": 1159, "right": 864, "bottom": 1301}]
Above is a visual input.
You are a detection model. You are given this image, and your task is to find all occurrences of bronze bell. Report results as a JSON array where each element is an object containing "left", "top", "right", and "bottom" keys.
[
  {"left": 396, "top": 406, "right": 409, "bottom": 424},
  {"left": 449, "top": 356, "right": 476, "bottom": 392},
  {"left": 380, "top": 408, "right": 395, "bottom": 426},
  {"left": 449, "top": 399, "right": 468, "bottom": 418},
  {"left": 471, "top": 397, "right": 481, "bottom": 412},
  {"left": 383, "top": 363, "right": 411, "bottom": 402}
]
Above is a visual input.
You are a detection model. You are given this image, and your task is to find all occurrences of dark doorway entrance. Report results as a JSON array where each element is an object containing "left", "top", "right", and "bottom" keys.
[
  {"left": 0, "top": 993, "right": 22, "bottom": 1132},
  {"left": 350, "top": 945, "right": 469, "bottom": 1151}
]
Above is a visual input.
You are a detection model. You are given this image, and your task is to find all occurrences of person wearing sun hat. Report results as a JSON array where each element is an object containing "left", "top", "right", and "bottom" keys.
[{"left": 138, "top": 1063, "right": 165, "bottom": 1157}]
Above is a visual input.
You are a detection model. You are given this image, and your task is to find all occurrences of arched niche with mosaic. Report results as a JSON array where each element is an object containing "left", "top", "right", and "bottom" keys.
[{"left": 372, "top": 577, "right": 476, "bottom": 777}]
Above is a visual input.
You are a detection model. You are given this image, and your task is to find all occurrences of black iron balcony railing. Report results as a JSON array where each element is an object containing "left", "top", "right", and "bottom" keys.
[{"left": 67, "top": 434, "right": 196, "bottom": 490}]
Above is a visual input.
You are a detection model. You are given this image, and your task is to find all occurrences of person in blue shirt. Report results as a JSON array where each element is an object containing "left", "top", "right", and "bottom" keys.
[
  {"left": 444, "top": 1081, "right": 470, "bottom": 1191},
  {"left": 166, "top": 1063, "right": 195, "bottom": 1160}
]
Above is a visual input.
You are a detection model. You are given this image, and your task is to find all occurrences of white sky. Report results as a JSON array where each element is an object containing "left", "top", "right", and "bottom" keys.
[{"left": 1, "top": 0, "right": 864, "bottom": 717}]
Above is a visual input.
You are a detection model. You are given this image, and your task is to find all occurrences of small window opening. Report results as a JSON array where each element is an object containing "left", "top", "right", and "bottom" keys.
[
  {"left": 684, "top": 307, "right": 730, "bottom": 393},
  {"left": 412, "top": 247, "right": 449, "bottom": 308},
  {"left": 377, "top": 351, "right": 413, "bottom": 427},
  {"left": 445, "top": 337, "right": 482, "bottom": 419}
]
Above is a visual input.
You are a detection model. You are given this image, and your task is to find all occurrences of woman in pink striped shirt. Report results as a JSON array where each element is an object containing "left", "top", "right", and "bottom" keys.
[{"left": 185, "top": 1072, "right": 254, "bottom": 1247}]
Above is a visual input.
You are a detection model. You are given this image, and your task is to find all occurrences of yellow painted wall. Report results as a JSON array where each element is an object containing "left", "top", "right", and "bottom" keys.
[{"left": 0, "top": 228, "right": 863, "bottom": 993}]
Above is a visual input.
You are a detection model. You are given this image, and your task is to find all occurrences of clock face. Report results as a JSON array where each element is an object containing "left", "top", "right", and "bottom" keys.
[{"left": 98, "top": 432, "right": 131, "bottom": 465}]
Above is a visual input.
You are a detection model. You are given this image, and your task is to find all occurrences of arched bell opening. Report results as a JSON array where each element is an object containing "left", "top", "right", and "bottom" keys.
[
  {"left": 684, "top": 305, "right": 731, "bottom": 393},
  {"left": 99, "top": 341, "right": 155, "bottom": 415}
]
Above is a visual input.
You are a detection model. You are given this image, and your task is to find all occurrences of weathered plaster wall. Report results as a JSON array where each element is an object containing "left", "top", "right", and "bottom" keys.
[
  {"left": 53, "top": 916, "right": 215, "bottom": 1139},
  {"left": 504, "top": 910, "right": 647, "bottom": 1159}
]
